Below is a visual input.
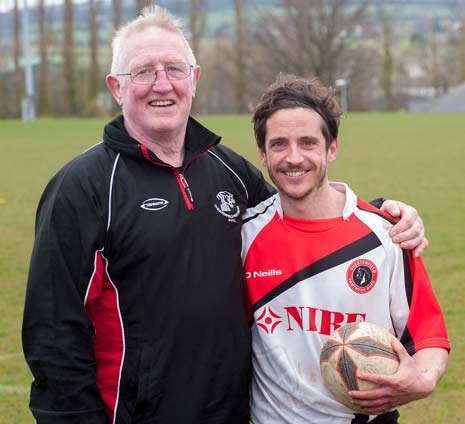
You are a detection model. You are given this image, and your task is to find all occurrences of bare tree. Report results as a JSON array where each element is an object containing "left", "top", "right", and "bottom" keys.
[
  {"left": 234, "top": 0, "right": 248, "bottom": 113},
  {"left": 252, "top": 0, "right": 367, "bottom": 86},
  {"left": 113, "top": 0, "right": 122, "bottom": 30},
  {"left": 459, "top": 22, "right": 465, "bottom": 81},
  {"left": 0, "top": 20, "right": 15, "bottom": 117},
  {"left": 197, "top": 38, "right": 236, "bottom": 114},
  {"left": 379, "top": 11, "right": 395, "bottom": 110},
  {"left": 88, "top": 0, "right": 100, "bottom": 107},
  {"left": 429, "top": 19, "right": 441, "bottom": 98},
  {"left": 38, "top": 0, "right": 50, "bottom": 115},
  {"left": 63, "top": 0, "right": 78, "bottom": 114},
  {"left": 13, "top": 0, "right": 21, "bottom": 117},
  {"left": 343, "top": 43, "right": 380, "bottom": 111},
  {"left": 189, "top": 0, "right": 206, "bottom": 114},
  {"left": 190, "top": 0, "right": 206, "bottom": 61},
  {"left": 454, "top": 0, "right": 465, "bottom": 81}
]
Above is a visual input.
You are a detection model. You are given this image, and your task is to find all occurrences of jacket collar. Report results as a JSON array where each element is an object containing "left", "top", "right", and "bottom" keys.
[{"left": 103, "top": 115, "right": 221, "bottom": 165}]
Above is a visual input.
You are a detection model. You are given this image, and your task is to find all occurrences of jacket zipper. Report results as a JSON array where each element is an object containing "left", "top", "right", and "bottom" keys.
[
  {"left": 140, "top": 144, "right": 207, "bottom": 211},
  {"left": 175, "top": 171, "right": 194, "bottom": 210}
]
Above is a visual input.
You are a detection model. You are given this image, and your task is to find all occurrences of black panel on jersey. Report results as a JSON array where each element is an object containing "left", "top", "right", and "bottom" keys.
[
  {"left": 399, "top": 249, "right": 415, "bottom": 354},
  {"left": 402, "top": 250, "right": 413, "bottom": 307},
  {"left": 243, "top": 198, "right": 277, "bottom": 224},
  {"left": 357, "top": 203, "right": 397, "bottom": 226}
]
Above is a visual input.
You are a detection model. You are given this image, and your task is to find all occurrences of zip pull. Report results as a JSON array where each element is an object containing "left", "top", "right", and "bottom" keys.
[{"left": 179, "top": 173, "right": 194, "bottom": 204}]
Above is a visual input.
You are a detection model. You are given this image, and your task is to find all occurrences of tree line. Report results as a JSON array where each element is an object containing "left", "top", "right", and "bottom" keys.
[{"left": 1, "top": 0, "right": 465, "bottom": 118}]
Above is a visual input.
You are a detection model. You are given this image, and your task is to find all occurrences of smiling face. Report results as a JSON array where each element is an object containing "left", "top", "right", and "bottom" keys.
[
  {"left": 106, "top": 26, "right": 200, "bottom": 143},
  {"left": 259, "top": 107, "right": 338, "bottom": 207}
]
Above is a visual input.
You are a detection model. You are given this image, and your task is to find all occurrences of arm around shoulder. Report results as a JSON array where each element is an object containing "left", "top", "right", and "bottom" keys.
[{"left": 380, "top": 199, "right": 428, "bottom": 256}]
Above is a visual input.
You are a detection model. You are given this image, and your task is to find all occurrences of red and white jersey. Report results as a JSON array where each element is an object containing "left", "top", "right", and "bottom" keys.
[{"left": 241, "top": 183, "right": 450, "bottom": 424}]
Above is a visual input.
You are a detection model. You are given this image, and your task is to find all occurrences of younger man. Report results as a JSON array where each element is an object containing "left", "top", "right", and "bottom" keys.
[{"left": 241, "top": 75, "right": 450, "bottom": 424}]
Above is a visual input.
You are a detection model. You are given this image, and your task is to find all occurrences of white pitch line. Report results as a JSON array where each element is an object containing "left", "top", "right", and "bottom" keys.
[{"left": 0, "top": 385, "right": 29, "bottom": 394}]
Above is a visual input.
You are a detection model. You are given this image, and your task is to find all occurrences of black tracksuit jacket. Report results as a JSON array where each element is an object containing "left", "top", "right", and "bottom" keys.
[{"left": 22, "top": 115, "right": 274, "bottom": 424}]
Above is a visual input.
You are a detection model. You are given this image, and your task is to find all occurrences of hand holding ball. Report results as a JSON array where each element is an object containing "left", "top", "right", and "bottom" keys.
[{"left": 320, "top": 321, "right": 400, "bottom": 413}]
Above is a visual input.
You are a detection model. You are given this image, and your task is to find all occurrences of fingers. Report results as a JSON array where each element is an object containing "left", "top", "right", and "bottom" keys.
[
  {"left": 349, "top": 386, "right": 389, "bottom": 400},
  {"left": 381, "top": 200, "right": 428, "bottom": 255},
  {"left": 396, "top": 225, "right": 425, "bottom": 256},
  {"left": 390, "top": 337, "right": 411, "bottom": 364},
  {"left": 356, "top": 371, "right": 391, "bottom": 385},
  {"left": 390, "top": 204, "right": 420, "bottom": 239},
  {"left": 392, "top": 214, "right": 422, "bottom": 240},
  {"left": 352, "top": 399, "right": 397, "bottom": 415},
  {"left": 349, "top": 339, "right": 417, "bottom": 414},
  {"left": 349, "top": 388, "right": 398, "bottom": 414},
  {"left": 413, "top": 237, "right": 429, "bottom": 257},
  {"left": 380, "top": 199, "right": 401, "bottom": 217},
  {"left": 390, "top": 207, "right": 427, "bottom": 256},
  {"left": 387, "top": 339, "right": 415, "bottom": 385}
]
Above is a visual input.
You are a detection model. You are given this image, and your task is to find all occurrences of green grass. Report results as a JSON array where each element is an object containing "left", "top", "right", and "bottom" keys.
[{"left": 1, "top": 113, "right": 464, "bottom": 423}]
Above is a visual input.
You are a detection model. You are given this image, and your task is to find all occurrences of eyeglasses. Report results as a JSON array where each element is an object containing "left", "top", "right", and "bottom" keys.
[{"left": 116, "top": 62, "right": 194, "bottom": 85}]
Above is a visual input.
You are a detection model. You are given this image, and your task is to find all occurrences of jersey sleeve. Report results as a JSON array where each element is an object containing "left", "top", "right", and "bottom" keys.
[
  {"left": 389, "top": 248, "right": 450, "bottom": 355},
  {"left": 22, "top": 162, "right": 110, "bottom": 423}
]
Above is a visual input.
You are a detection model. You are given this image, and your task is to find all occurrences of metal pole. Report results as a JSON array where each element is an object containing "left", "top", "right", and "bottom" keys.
[
  {"left": 335, "top": 79, "right": 348, "bottom": 113},
  {"left": 21, "top": 0, "right": 36, "bottom": 121}
]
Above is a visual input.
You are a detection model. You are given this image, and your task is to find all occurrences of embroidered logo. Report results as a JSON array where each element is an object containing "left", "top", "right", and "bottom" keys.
[
  {"left": 140, "top": 198, "right": 169, "bottom": 211},
  {"left": 214, "top": 191, "right": 240, "bottom": 220},
  {"left": 346, "top": 259, "right": 378, "bottom": 294}
]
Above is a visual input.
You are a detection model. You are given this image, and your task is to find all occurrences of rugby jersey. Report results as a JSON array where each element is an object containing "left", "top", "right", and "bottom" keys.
[{"left": 241, "top": 183, "right": 450, "bottom": 424}]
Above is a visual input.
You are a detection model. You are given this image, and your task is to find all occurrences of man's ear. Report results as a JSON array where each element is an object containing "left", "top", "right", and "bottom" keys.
[
  {"left": 258, "top": 147, "right": 267, "bottom": 167},
  {"left": 106, "top": 74, "right": 123, "bottom": 106},
  {"left": 327, "top": 138, "right": 339, "bottom": 163}
]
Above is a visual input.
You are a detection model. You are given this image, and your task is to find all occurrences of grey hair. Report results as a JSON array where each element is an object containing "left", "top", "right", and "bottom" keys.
[{"left": 110, "top": 5, "right": 196, "bottom": 74}]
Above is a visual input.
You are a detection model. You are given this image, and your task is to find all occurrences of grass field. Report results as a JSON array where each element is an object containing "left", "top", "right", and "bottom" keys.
[{"left": 1, "top": 113, "right": 464, "bottom": 423}]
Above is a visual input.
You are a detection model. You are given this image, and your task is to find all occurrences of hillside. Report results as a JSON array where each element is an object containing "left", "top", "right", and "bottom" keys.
[{"left": 0, "top": 0, "right": 460, "bottom": 38}]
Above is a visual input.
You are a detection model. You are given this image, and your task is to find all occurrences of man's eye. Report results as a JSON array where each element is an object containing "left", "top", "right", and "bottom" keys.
[
  {"left": 135, "top": 68, "right": 154, "bottom": 77},
  {"left": 166, "top": 65, "right": 181, "bottom": 72},
  {"left": 302, "top": 139, "right": 316, "bottom": 147},
  {"left": 270, "top": 141, "right": 285, "bottom": 149}
]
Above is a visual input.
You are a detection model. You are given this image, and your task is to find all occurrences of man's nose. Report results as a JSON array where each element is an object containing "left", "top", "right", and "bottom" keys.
[
  {"left": 286, "top": 144, "right": 304, "bottom": 164},
  {"left": 152, "top": 69, "right": 172, "bottom": 90}
]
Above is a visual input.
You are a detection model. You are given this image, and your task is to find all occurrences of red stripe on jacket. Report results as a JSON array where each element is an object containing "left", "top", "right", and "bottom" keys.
[{"left": 85, "top": 250, "right": 124, "bottom": 423}]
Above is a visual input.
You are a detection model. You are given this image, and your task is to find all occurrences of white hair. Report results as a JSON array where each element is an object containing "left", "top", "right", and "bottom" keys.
[{"left": 110, "top": 5, "right": 196, "bottom": 74}]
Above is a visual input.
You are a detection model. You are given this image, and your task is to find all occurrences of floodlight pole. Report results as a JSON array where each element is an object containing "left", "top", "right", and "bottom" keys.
[{"left": 21, "top": 0, "right": 36, "bottom": 121}]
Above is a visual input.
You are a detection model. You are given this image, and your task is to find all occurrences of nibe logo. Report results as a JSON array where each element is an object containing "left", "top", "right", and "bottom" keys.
[{"left": 140, "top": 198, "right": 169, "bottom": 211}]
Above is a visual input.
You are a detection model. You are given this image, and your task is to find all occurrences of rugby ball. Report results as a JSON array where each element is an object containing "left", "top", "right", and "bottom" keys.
[{"left": 320, "top": 321, "right": 399, "bottom": 413}]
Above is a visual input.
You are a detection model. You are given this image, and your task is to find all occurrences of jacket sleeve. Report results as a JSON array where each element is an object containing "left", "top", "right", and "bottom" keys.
[{"left": 22, "top": 162, "right": 110, "bottom": 424}]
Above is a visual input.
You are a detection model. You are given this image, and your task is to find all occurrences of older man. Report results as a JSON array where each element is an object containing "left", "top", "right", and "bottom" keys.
[{"left": 23, "top": 6, "right": 427, "bottom": 424}]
